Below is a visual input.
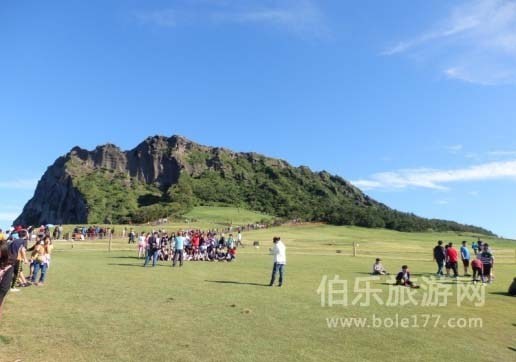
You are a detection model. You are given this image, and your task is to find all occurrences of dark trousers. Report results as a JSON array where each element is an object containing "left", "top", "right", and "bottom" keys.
[
  {"left": 436, "top": 260, "right": 445, "bottom": 275},
  {"left": 270, "top": 262, "right": 285, "bottom": 286},
  {"left": 11, "top": 261, "right": 21, "bottom": 288},
  {"left": 144, "top": 250, "right": 158, "bottom": 267},
  {"left": 449, "top": 261, "right": 458, "bottom": 277},
  {"left": 173, "top": 250, "right": 184, "bottom": 267}
]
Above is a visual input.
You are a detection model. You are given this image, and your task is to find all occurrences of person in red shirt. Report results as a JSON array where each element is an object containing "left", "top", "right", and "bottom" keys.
[
  {"left": 446, "top": 242, "right": 459, "bottom": 278},
  {"left": 471, "top": 257, "right": 483, "bottom": 284}
]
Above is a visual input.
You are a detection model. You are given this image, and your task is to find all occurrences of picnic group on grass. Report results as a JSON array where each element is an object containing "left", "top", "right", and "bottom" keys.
[
  {"left": 137, "top": 229, "right": 245, "bottom": 266},
  {"left": 0, "top": 226, "right": 54, "bottom": 319},
  {"left": 371, "top": 239, "right": 496, "bottom": 289}
]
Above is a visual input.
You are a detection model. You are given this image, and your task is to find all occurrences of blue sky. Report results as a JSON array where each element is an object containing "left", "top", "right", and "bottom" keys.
[{"left": 1, "top": 0, "right": 516, "bottom": 237}]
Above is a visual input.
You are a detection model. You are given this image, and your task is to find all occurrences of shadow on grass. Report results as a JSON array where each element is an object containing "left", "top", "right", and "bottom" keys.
[
  {"left": 355, "top": 272, "right": 428, "bottom": 277},
  {"left": 108, "top": 263, "right": 169, "bottom": 268},
  {"left": 107, "top": 256, "right": 141, "bottom": 260},
  {"left": 508, "top": 347, "right": 516, "bottom": 352},
  {"left": 206, "top": 280, "right": 270, "bottom": 287},
  {"left": 490, "top": 291, "right": 512, "bottom": 297}
]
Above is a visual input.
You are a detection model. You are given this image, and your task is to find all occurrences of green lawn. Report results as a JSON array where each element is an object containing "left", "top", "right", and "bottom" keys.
[{"left": 1, "top": 224, "right": 515, "bottom": 361}]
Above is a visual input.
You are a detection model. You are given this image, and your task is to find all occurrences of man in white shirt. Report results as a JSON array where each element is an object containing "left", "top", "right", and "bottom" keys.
[{"left": 269, "top": 236, "right": 286, "bottom": 287}]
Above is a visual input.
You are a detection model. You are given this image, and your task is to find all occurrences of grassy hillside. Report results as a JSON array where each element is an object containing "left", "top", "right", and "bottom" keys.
[{"left": 1, "top": 224, "right": 515, "bottom": 361}]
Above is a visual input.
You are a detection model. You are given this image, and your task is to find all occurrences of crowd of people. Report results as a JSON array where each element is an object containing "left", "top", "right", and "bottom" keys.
[
  {"left": 137, "top": 229, "right": 245, "bottom": 266},
  {"left": 0, "top": 226, "right": 54, "bottom": 319},
  {"left": 371, "top": 238, "right": 496, "bottom": 288}
]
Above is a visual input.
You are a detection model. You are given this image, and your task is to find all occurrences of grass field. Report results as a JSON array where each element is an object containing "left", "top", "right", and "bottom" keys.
[{"left": 1, "top": 213, "right": 515, "bottom": 361}]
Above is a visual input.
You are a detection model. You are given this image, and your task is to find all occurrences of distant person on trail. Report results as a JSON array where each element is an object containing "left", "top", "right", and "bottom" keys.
[
  {"left": 236, "top": 230, "right": 244, "bottom": 248},
  {"left": 137, "top": 232, "right": 146, "bottom": 259},
  {"left": 433, "top": 240, "right": 446, "bottom": 277},
  {"left": 143, "top": 232, "right": 159, "bottom": 267},
  {"left": 173, "top": 232, "right": 185, "bottom": 267},
  {"left": 128, "top": 229, "right": 136, "bottom": 244},
  {"left": 472, "top": 241, "right": 478, "bottom": 255},
  {"left": 0, "top": 243, "right": 14, "bottom": 319},
  {"left": 446, "top": 242, "right": 459, "bottom": 278},
  {"left": 372, "top": 258, "right": 388, "bottom": 275},
  {"left": 395, "top": 265, "right": 419, "bottom": 288},
  {"left": 460, "top": 241, "right": 471, "bottom": 276},
  {"left": 269, "top": 236, "right": 286, "bottom": 287}
]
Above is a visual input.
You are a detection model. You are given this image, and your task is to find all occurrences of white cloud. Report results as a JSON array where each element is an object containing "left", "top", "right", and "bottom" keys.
[
  {"left": 0, "top": 212, "right": 19, "bottom": 221},
  {"left": 383, "top": 0, "right": 516, "bottom": 85},
  {"left": 0, "top": 179, "right": 37, "bottom": 190},
  {"left": 444, "top": 144, "right": 463, "bottom": 154},
  {"left": 135, "top": 0, "right": 328, "bottom": 37},
  {"left": 469, "top": 190, "right": 480, "bottom": 196},
  {"left": 434, "top": 200, "right": 449, "bottom": 205},
  {"left": 488, "top": 150, "right": 516, "bottom": 157},
  {"left": 352, "top": 159, "right": 516, "bottom": 190}
]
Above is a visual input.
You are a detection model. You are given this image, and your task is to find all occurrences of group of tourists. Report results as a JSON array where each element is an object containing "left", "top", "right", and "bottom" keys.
[
  {"left": 433, "top": 239, "right": 494, "bottom": 284},
  {"left": 138, "top": 229, "right": 245, "bottom": 267},
  {"left": 0, "top": 226, "right": 54, "bottom": 319},
  {"left": 370, "top": 238, "right": 496, "bottom": 287}
]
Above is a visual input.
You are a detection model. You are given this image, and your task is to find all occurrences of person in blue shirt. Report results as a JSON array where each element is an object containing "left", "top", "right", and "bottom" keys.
[
  {"left": 460, "top": 241, "right": 471, "bottom": 277},
  {"left": 173, "top": 232, "right": 185, "bottom": 267}
]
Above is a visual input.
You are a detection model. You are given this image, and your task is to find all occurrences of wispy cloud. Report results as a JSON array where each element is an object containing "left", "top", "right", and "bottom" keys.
[
  {"left": 135, "top": 0, "right": 328, "bottom": 38},
  {"left": 353, "top": 159, "right": 516, "bottom": 190},
  {"left": 434, "top": 200, "right": 449, "bottom": 205},
  {"left": 444, "top": 144, "right": 463, "bottom": 154},
  {"left": 383, "top": 0, "right": 516, "bottom": 85},
  {"left": 0, "top": 179, "right": 37, "bottom": 190},
  {"left": 488, "top": 150, "right": 516, "bottom": 157},
  {"left": 0, "top": 212, "right": 20, "bottom": 222}
]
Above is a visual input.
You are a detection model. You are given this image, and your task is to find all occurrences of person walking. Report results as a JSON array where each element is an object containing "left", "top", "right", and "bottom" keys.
[
  {"left": 460, "top": 241, "right": 471, "bottom": 277},
  {"left": 446, "top": 242, "right": 459, "bottom": 278},
  {"left": 143, "top": 232, "right": 159, "bottom": 267},
  {"left": 236, "top": 230, "right": 244, "bottom": 248},
  {"left": 433, "top": 240, "right": 446, "bottom": 277},
  {"left": 269, "top": 236, "right": 286, "bottom": 287}
]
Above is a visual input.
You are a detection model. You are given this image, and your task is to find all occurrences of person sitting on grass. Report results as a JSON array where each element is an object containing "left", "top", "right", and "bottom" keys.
[
  {"left": 395, "top": 265, "right": 419, "bottom": 288},
  {"left": 471, "top": 255, "right": 483, "bottom": 284},
  {"left": 372, "top": 258, "right": 388, "bottom": 275}
]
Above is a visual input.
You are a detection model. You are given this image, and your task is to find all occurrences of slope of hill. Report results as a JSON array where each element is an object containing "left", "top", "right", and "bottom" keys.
[{"left": 15, "top": 135, "right": 494, "bottom": 235}]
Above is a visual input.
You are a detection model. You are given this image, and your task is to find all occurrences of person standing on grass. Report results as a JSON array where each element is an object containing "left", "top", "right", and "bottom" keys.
[
  {"left": 143, "top": 232, "right": 159, "bottom": 267},
  {"left": 479, "top": 243, "right": 494, "bottom": 284},
  {"left": 446, "top": 242, "right": 459, "bottom": 278},
  {"left": 0, "top": 243, "right": 14, "bottom": 320},
  {"left": 236, "top": 230, "right": 244, "bottom": 248},
  {"left": 460, "top": 241, "right": 471, "bottom": 276},
  {"left": 9, "top": 230, "right": 30, "bottom": 291},
  {"left": 173, "top": 232, "right": 185, "bottom": 267},
  {"left": 433, "top": 240, "right": 446, "bottom": 277},
  {"left": 137, "top": 232, "right": 146, "bottom": 259},
  {"left": 269, "top": 236, "right": 286, "bottom": 287},
  {"left": 31, "top": 239, "right": 48, "bottom": 286}
]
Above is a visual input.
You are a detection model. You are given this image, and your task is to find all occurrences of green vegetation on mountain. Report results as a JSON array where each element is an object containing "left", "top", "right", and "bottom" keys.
[{"left": 16, "top": 135, "right": 495, "bottom": 235}]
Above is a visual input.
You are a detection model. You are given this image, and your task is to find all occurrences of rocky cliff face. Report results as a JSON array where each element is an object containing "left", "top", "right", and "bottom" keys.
[
  {"left": 14, "top": 135, "right": 495, "bottom": 236},
  {"left": 15, "top": 135, "right": 371, "bottom": 225}
]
